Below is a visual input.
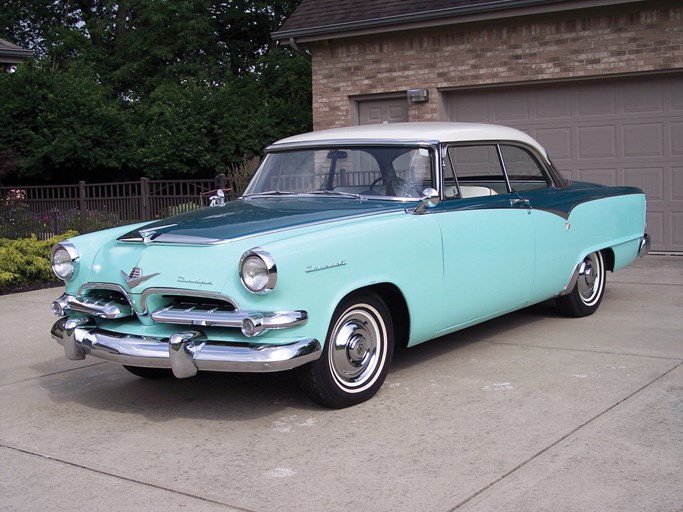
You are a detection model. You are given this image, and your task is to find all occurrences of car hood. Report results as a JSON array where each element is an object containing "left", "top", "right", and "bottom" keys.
[{"left": 118, "top": 197, "right": 411, "bottom": 244}]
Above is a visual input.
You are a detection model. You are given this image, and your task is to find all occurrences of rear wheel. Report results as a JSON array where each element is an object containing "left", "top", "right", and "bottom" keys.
[
  {"left": 556, "top": 251, "right": 606, "bottom": 317},
  {"left": 297, "top": 293, "right": 394, "bottom": 408}
]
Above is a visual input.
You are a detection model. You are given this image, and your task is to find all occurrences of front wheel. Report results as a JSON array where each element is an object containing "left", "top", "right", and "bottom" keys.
[
  {"left": 296, "top": 293, "right": 394, "bottom": 408},
  {"left": 556, "top": 251, "right": 606, "bottom": 317}
]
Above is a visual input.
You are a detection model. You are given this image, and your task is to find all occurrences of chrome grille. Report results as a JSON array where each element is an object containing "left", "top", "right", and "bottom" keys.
[
  {"left": 151, "top": 296, "right": 246, "bottom": 328},
  {"left": 61, "top": 288, "right": 134, "bottom": 319}
]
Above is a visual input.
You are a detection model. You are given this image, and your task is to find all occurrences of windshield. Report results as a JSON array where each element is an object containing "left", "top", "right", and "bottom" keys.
[{"left": 244, "top": 146, "right": 435, "bottom": 199}]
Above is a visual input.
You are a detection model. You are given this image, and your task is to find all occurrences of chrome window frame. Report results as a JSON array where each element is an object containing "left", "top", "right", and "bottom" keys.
[
  {"left": 247, "top": 140, "right": 441, "bottom": 201},
  {"left": 442, "top": 140, "right": 559, "bottom": 199}
]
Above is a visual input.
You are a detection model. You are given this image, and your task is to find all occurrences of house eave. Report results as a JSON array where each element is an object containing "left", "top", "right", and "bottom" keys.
[
  {"left": 0, "top": 38, "right": 33, "bottom": 64},
  {"left": 0, "top": 51, "right": 33, "bottom": 64},
  {"left": 272, "top": 0, "right": 647, "bottom": 43}
]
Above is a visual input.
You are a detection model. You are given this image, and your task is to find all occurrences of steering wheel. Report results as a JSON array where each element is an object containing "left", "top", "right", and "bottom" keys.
[{"left": 369, "top": 176, "right": 422, "bottom": 197}]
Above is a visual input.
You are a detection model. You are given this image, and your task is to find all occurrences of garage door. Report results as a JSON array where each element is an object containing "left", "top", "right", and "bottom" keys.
[{"left": 444, "top": 74, "right": 683, "bottom": 253}]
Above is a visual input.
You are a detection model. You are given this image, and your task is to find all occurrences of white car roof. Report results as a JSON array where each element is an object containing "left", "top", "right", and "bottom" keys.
[{"left": 270, "top": 122, "right": 548, "bottom": 157}]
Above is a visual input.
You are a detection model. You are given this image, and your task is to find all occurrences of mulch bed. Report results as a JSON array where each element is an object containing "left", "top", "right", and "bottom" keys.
[{"left": 0, "top": 281, "right": 63, "bottom": 296}]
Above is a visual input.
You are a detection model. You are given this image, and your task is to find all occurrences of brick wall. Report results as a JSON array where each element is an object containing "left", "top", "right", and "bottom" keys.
[{"left": 310, "top": 4, "right": 683, "bottom": 129}]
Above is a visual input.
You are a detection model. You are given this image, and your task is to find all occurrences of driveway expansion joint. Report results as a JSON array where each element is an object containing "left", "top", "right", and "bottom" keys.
[
  {"left": 0, "top": 443, "right": 255, "bottom": 512},
  {"left": 445, "top": 361, "right": 683, "bottom": 512}
]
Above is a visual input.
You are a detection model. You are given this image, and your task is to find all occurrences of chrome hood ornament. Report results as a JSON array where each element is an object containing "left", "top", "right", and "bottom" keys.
[{"left": 121, "top": 267, "right": 160, "bottom": 289}]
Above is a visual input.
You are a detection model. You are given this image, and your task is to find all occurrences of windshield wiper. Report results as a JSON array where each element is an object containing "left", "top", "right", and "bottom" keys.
[
  {"left": 243, "top": 190, "right": 298, "bottom": 198},
  {"left": 308, "top": 190, "right": 363, "bottom": 199}
]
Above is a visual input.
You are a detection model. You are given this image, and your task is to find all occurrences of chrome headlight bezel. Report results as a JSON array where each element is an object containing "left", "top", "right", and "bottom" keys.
[
  {"left": 239, "top": 247, "right": 277, "bottom": 294},
  {"left": 51, "top": 241, "right": 79, "bottom": 281}
]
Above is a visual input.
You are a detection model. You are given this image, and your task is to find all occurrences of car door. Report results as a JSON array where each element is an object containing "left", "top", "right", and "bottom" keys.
[
  {"left": 435, "top": 143, "right": 535, "bottom": 335},
  {"left": 498, "top": 144, "right": 576, "bottom": 302}
]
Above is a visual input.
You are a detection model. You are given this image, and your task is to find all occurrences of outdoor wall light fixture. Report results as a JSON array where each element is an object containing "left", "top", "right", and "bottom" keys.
[{"left": 407, "top": 88, "right": 429, "bottom": 103}]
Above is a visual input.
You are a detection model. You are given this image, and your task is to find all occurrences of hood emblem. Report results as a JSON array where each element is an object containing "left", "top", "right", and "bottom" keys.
[{"left": 121, "top": 267, "right": 160, "bottom": 289}]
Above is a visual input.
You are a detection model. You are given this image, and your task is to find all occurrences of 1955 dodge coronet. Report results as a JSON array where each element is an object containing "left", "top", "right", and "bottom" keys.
[{"left": 49, "top": 123, "right": 650, "bottom": 408}]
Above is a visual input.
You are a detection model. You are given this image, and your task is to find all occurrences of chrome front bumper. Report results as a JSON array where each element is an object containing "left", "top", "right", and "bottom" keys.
[{"left": 51, "top": 317, "right": 321, "bottom": 378}]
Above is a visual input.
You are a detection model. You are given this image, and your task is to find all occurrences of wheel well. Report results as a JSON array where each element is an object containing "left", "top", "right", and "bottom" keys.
[
  {"left": 601, "top": 247, "right": 615, "bottom": 272},
  {"left": 346, "top": 283, "right": 410, "bottom": 350}
]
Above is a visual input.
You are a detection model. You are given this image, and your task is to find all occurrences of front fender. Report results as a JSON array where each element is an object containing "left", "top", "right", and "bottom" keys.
[{"left": 248, "top": 211, "right": 444, "bottom": 346}]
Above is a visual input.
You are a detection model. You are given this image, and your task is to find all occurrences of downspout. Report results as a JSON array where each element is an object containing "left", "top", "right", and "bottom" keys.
[{"left": 289, "top": 37, "right": 312, "bottom": 62}]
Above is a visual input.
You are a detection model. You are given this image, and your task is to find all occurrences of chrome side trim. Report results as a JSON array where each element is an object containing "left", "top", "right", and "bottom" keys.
[
  {"left": 557, "top": 264, "right": 581, "bottom": 297},
  {"left": 146, "top": 233, "right": 221, "bottom": 245},
  {"left": 51, "top": 318, "right": 321, "bottom": 374}
]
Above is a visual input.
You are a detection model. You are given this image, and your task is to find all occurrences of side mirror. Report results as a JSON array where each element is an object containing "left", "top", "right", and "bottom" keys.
[{"left": 412, "top": 188, "right": 440, "bottom": 214}]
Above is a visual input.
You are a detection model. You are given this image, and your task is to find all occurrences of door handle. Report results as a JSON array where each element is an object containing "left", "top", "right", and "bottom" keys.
[{"left": 510, "top": 198, "right": 530, "bottom": 207}]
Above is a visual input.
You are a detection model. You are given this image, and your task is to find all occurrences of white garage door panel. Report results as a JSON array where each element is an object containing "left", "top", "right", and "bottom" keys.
[{"left": 445, "top": 74, "right": 683, "bottom": 252}]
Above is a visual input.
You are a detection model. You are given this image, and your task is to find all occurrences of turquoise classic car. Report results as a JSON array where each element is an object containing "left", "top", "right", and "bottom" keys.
[{"left": 50, "top": 123, "right": 650, "bottom": 408}]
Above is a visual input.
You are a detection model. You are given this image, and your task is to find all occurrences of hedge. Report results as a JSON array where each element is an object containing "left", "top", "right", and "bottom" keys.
[{"left": 0, "top": 231, "right": 78, "bottom": 291}]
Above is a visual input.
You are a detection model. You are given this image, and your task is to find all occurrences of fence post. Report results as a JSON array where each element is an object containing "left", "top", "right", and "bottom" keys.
[
  {"left": 140, "top": 177, "right": 149, "bottom": 221},
  {"left": 79, "top": 181, "right": 87, "bottom": 234}
]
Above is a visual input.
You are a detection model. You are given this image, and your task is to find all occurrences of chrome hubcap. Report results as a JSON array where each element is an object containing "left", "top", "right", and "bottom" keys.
[
  {"left": 347, "top": 333, "right": 370, "bottom": 366},
  {"left": 577, "top": 253, "right": 603, "bottom": 304},
  {"left": 329, "top": 305, "right": 385, "bottom": 390}
]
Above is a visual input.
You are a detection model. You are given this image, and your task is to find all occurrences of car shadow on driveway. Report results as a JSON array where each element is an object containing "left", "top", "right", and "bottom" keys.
[
  {"left": 35, "top": 300, "right": 562, "bottom": 419},
  {"left": 37, "top": 362, "right": 319, "bottom": 422},
  {"left": 391, "top": 299, "right": 559, "bottom": 372}
]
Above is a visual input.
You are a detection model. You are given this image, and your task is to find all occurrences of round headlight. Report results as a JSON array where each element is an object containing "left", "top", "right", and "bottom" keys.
[
  {"left": 239, "top": 248, "right": 276, "bottom": 294},
  {"left": 51, "top": 242, "right": 78, "bottom": 281}
]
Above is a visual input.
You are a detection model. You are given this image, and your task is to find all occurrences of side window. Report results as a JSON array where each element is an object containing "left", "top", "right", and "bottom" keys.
[
  {"left": 446, "top": 144, "right": 509, "bottom": 198},
  {"left": 500, "top": 145, "right": 550, "bottom": 191}
]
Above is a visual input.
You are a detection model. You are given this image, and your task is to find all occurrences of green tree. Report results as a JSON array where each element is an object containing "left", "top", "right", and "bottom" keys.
[
  {"left": 0, "top": 60, "right": 139, "bottom": 183},
  {"left": 0, "top": 0, "right": 311, "bottom": 184}
]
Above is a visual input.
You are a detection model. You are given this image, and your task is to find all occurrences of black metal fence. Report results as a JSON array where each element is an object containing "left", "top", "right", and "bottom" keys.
[{"left": 0, "top": 175, "right": 251, "bottom": 240}]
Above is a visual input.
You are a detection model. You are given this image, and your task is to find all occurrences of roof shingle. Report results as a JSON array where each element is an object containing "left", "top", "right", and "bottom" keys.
[
  {"left": 278, "top": 0, "right": 487, "bottom": 33},
  {"left": 272, "top": 0, "right": 633, "bottom": 41}
]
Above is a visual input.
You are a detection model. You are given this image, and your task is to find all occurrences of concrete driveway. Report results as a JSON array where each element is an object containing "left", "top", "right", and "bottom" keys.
[{"left": 1, "top": 255, "right": 681, "bottom": 512}]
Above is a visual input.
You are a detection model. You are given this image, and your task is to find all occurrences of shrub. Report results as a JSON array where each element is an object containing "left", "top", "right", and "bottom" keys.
[
  {"left": 0, "top": 231, "right": 78, "bottom": 291},
  {"left": 225, "top": 155, "right": 260, "bottom": 199},
  {"left": 65, "top": 209, "right": 122, "bottom": 233},
  {"left": 158, "top": 202, "right": 201, "bottom": 218}
]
